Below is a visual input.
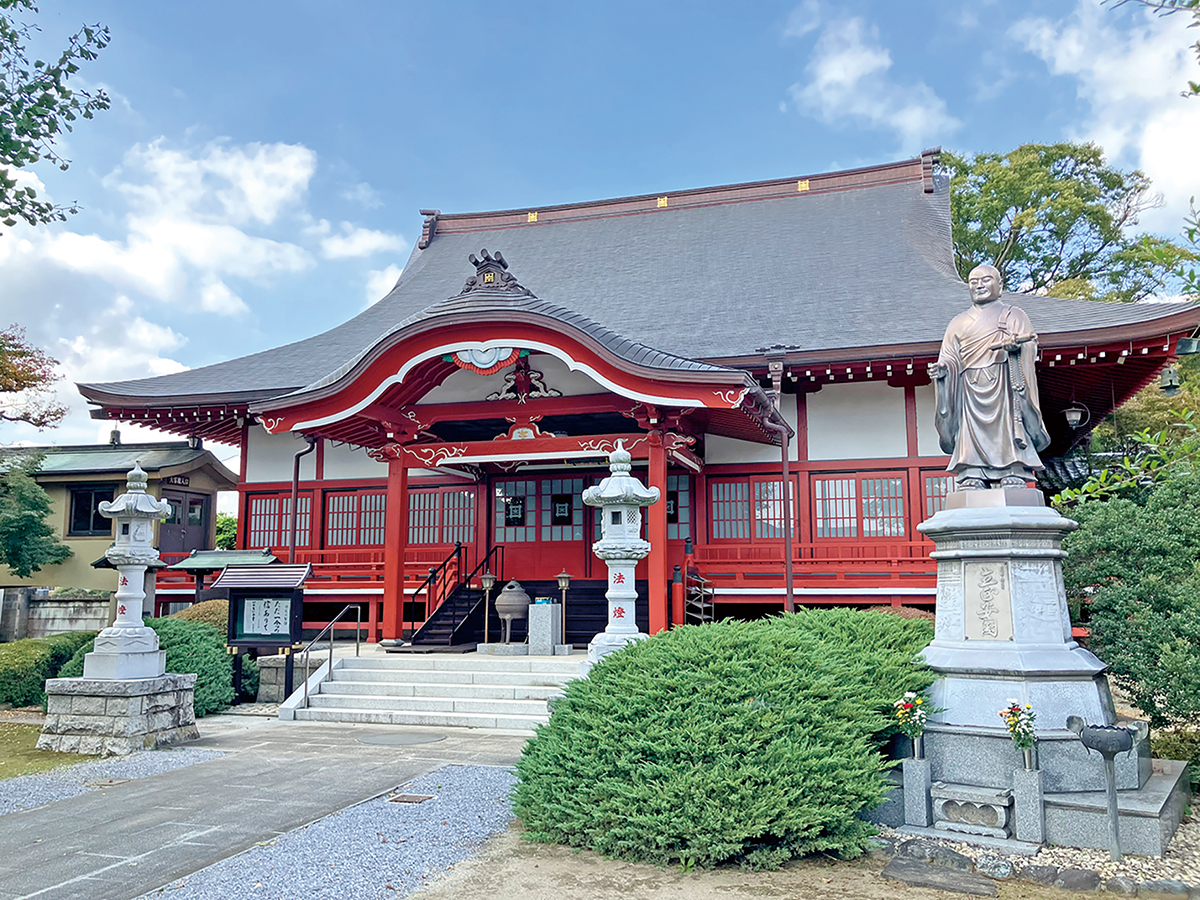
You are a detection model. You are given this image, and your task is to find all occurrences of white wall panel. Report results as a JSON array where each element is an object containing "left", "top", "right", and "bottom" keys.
[
  {"left": 244, "top": 427, "right": 316, "bottom": 483},
  {"left": 704, "top": 394, "right": 797, "bottom": 464},
  {"left": 322, "top": 442, "right": 387, "bottom": 481},
  {"left": 806, "top": 382, "right": 907, "bottom": 460},
  {"left": 914, "top": 384, "right": 946, "bottom": 457}
]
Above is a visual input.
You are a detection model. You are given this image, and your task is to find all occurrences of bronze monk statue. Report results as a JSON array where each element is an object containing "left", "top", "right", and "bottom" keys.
[{"left": 928, "top": 264, "right": 1050, "bottom": 490}]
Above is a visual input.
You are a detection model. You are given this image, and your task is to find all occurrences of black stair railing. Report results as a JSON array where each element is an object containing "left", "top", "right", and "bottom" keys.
[
  {"left": 405, "top": 542, "right": 465, "bottom": 641},
  {"left": 409, "top": 544, "right": 506, "bottom": 646}
]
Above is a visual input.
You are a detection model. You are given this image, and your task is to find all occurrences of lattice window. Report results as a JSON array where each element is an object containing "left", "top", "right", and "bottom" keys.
[
  {"left": 408, "top": 490, "right": 441, "bottom": 545},
  {"left": 710, "top": 480, "right": 750, "bottom": 540},
  {"left": 813, "top": 478, "right": 857, "bottom": 538},
  {"left": 540, "top": 477, "right": 584, "bottom": 542},
  {"left": 494, "top": 480, "right": 537, "bottom": 542},
  {"left": 325, "top": 491, "right": 387, "bottom": 547},
  {"left": 441, "top": 490, "right": 476, "bottom": 544},
  {"left": 923, "top": 472, "right": 955, "bottom": 518},
  {"left": 862, "top": 477, "right": 905, "bottom": 537},
  {"left": 754, "top": 480, "right": 787, "bottom": 539},
  {"left": 246, "top": 493, "right": 311, "bottom": 549},
  {"left": 666, "top": 474, "right": 691, "bottom": 541}
]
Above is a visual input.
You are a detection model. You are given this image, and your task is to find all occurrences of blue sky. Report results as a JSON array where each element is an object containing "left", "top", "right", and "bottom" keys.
[{"left": 1, "top": 0, "right": 1198, "bottom": 473}]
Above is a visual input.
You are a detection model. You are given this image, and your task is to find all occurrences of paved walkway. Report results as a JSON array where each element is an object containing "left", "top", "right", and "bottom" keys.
[{"left": 0, "top": 714, "right": 529, "bottom": 900}]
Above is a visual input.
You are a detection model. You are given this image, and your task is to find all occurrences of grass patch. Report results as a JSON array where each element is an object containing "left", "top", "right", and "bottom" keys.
[{"left": 0, "top": 723, "right": 91, "bottom": 780}]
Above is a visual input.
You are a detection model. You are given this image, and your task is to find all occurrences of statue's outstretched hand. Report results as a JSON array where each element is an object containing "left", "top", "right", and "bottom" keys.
[{"left": 927, "top": 362, "right": 949, "bottom": 380}]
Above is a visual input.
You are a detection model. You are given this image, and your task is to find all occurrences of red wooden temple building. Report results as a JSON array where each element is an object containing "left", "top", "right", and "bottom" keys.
[{"left": 78, "top": 152, "right": 1200, "bottom": 646}]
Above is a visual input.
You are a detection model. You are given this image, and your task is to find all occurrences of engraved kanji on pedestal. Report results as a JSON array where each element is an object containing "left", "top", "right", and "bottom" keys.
[
  {"left": 580, "top": 442, "right": 660, "bottom": 674},
  {"left": 84, "top": 462, "right": 172, "bottom": 679}
]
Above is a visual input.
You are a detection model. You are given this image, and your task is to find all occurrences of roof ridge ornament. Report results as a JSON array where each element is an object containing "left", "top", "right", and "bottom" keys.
[{"left": 459, "top": 249, "right": 535, "bottom": 297}]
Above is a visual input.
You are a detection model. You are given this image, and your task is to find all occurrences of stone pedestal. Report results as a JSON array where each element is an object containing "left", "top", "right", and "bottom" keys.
[
  {"left": 1012, "top": 768, "right": 1046, "bottom": 843},
  {"left": 903, "top": 757, "right": 933, "bottom": 827},
  {"left": 527, "top": 603, "right": 571, "bottom": 656},
  {"left": 37, "top": 674, "right": 198, "bottom": 756},
  {"left": 917, "top": 491, "right": 1137, "bottom": 790}
]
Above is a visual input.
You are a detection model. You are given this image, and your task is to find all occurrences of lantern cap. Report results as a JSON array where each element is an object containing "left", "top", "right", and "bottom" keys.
[
  {"left": 582, "top": 441, "right": 660, "bottom": 508},
  {"left": 98, "top": 462, "right": 172, "bottom": 521}
]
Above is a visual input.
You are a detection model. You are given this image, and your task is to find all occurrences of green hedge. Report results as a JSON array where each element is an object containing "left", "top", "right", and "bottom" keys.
[
  {"left": 59, "top": 618, "right": 239, "bottom": 716},
  {"left": 513, "top": 610, "right": 934, "bottom": 870},
  {"left": 0, "top": 631, "right": 97, "bottom": 707}
]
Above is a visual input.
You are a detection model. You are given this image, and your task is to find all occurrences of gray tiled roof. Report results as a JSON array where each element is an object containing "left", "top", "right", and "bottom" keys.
[
  {"left": 1, "top": 442, "right": 224, "bottom": 476},
  {"left": 78, "top": 172, "right": 1197, "bottom": 406}
]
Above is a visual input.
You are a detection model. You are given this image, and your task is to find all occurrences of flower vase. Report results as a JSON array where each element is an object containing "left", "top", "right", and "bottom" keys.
[
  {"left": 912, "top": 735, "right": 925, "bottom": 760},
  {"left": 1022, "top": 745, "right": 1038, "bottom": 771}
]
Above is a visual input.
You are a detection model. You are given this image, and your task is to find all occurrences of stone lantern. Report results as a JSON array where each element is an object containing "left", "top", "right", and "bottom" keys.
[
  {"left": 84, "top": 462, "right": 172, "bottom": 679},
  {"left": 39, "top": 462, "right": 199, "bottom": 755},
  {"left": 581, "top": 442, "right": 660, "bottom": 672}
]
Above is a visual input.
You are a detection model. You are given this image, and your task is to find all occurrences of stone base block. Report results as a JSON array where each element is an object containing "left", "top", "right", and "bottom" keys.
[
  {"left": 904, "top": 758, "right": 933, "bottom": 827},
  {"left": 1042, "top": 759, "right": 1190, "bottom": 857},
  {"left": 476, "top": 643, "right": 528, "bottom": 656},
  {"left": 82, "top": 648, "right": 166, "bottom": 680},
  {"left": 1012, "top": 768, "right": 1046, "bottom": 844},
  {"left": 931, "top": 782, "right": 1013, "bottom": 838},
  {"left": 256, "top": 656, "right": 323, "bottom": 703},
  {"left": 925, "top": 723, "right": 1150, "bottom": 793},
  {"left": 527, "top": 603, "right": 563, "bottom": 656},
  {"left": 551, "top": 644, "right": 572, "bottom": 656},
  {"left": 37, "top": 673, "right": 198, "bottom": 757}
]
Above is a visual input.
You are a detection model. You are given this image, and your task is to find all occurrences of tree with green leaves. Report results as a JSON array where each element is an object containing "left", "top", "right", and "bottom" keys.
[
  {"left": 941, "top": 142, "right": 1197, "bottom": 302},
  {"left": 0, "top": 451, "right": 70, "bottom": 578},
  {"left": 215, "top": 512, "right": 237, "bottom": 550},
  {"left": 1, "top": 0, "right": 110, "bottom": 230},
  {"left": 0, "top": 323, "right": 65, "bottom": 428}
]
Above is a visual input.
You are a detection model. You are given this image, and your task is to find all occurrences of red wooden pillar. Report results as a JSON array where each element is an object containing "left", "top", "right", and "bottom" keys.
[
  {"left": 382, "top": 455, "right": 409, "bottom": 643},
  {"left": 647, "top": 433, "right": 669, "bottom": 634}
]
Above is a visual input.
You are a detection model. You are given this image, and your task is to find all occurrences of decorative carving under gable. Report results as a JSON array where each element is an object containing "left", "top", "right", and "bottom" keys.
[
  {"left": 459, "top": 249, "right": 534, "bottom": 297},
  {"left": 444, "top": 347, "right": 522, "bottom": 376},
  {"left": 367, "top": 443, "right": 404, "bottom": 462},
  {"left": 496, "top": 417, "right": 551, "bottom": 441},
  {"left": 485, "top": 355, "right": 562, "bottom": 404}
]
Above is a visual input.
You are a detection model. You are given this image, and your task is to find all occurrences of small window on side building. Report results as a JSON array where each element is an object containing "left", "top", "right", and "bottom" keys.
[{"left": 68, "top": 486, "right": 115, "bottom": 536}]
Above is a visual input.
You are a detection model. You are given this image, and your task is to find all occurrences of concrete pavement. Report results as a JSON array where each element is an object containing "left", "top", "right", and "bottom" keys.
[{"left": 0, "top": 713, "right": 530, "bottom": 900}]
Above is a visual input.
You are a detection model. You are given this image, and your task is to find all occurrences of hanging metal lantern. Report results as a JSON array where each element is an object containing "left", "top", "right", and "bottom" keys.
[{"left": 1161, "top": 365, "right": 1181, "bottom": 397}]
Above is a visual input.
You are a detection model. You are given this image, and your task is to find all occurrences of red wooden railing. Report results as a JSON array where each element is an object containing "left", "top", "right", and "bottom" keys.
[{"left": 693, "top": 540, "right": 936, "bottom": 594}]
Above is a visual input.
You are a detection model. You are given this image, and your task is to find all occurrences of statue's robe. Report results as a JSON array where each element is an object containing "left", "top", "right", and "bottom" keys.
[{"left": 933, "top": 301, "right": 1050, "bottom": 477}]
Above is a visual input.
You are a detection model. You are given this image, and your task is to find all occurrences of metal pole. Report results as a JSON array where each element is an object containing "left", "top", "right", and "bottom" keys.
[
  {"left": 1103, "top": 755, "right": 1122, "bottom": 862},
  {"left": 288, "top": 437, "right": 317, "bottom": 564}
]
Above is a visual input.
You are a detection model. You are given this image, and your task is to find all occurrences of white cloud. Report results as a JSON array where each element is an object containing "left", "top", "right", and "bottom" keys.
[
  {"left": 783, "top": 0, "right": 821, "bottom": 39},
  {"left": 342, "top": 182, "right": 383, "bottom": 209},
  {"left": 198, "top": 277, "right": 250, "bottom": 316},
  {"left": 1011, "top": 0, "right": 1200, "bottom": 232},
  {"left": 787, "top": 17, "right": 960, "bottom": 155},
  {"left": 321, "top": 223, "right": 408, "bottom": 260},
  {"left": 365, "top": 264, "right": 403, "bottom": 307}
]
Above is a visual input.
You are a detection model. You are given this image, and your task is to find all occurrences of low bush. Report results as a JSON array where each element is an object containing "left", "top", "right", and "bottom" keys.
[
  {"left": 0, "top": 631, "right": 97, "bottom": 707},
  {"left": 59, "top": 618, "right": 236, "bottom": 716},
  {"left": 513, "top": 610, "right": 934, "bottom": 870},
  {"left": 1153, "top": 728, "right": 1200, "bottom": 793}
]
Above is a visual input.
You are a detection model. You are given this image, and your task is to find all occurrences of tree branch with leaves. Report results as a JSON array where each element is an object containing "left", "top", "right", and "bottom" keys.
[
  {"left": 0, "top": 323, "right": 66, "bottom": 428},
  {"left": 0, "top": 0, "right": 110, "bottom": 230}
]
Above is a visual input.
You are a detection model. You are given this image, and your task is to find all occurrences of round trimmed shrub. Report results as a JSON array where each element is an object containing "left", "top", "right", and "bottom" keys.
[
  {"left": 513, "top": 610, "right": 933, "bottom": 870},
  {"left": 172, "top": 598, "right": 228, "bottom": 632},
  {"left": 0, "top": 631, "right": 97, "bottom": 707},
  {"left": 58, "top": 618, "right": 236, "bottom": 716}
]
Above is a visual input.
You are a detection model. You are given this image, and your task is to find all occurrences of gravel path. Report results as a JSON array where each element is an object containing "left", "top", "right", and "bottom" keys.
[
  {"left": 141, "top": 764, "right": 517, "bottom": 900},
  {"left": 0, "top": 748, "right": 223, "bottom": 816}
]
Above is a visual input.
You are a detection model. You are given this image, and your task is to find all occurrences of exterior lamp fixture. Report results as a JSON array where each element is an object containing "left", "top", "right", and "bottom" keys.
[
  {"left": 1161, "top": 365, "right": 1181, "bottom": 397},
  {"left": 480, "top": 571, "right": 497, "bottom": 645},
  {"left": 1063, "top": 404, "right": 1091, "bottom": 429},
  {"left": 557, "top": 569, "right": 571, "bottom": 643}
]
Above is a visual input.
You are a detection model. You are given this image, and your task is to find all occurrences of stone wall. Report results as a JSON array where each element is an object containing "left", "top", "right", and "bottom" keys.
[{"left": 256, "top": 655, "right": 325, "bottom": 703}]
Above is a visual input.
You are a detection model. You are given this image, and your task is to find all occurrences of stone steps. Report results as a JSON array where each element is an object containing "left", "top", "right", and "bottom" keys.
[{"left": 283, "top": 652, "right": 580, "bottom": 731}]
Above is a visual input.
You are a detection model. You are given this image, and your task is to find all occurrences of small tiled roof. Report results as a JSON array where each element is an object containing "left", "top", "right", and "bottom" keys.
[
  {"left": 4, "top": 442, "right": 236, "bottom": 486},
  {"left": 167, "top": 549, "right": 279, "bottom": 571},
  {"left": 78, "top": 156, "right": 1199, "bottom": 409},
  {"left": 211, "top": 563, "right": 312, "bottom": 589}
]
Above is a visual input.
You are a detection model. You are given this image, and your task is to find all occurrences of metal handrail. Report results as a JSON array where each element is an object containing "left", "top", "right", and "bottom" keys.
[
  {"left": 301, "top": 603, "right": 362, "bottom": 709},
  {"left": 405, "top": 542, "right": 465, "bottom": 640},
  {"left": 464, "top": 545, "right": 505, "bottom": 646}
]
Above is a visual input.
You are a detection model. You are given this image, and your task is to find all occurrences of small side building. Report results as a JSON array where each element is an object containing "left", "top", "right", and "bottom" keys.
[{"left": 0, "top": 438, "right": 238, "bottom": 594}]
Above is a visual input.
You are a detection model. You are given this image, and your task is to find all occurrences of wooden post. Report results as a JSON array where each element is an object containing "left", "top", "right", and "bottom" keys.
[
  {"left": 382, "top": 455, "right": 409, "bottom": 643},
  {"left": 647, "top": 433, "right": 669, "bottom": 634}
]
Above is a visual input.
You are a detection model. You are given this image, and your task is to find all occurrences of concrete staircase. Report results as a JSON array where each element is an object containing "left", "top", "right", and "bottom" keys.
[{"left": 283, "top": 653, "right": 580, "bottom": 731}]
